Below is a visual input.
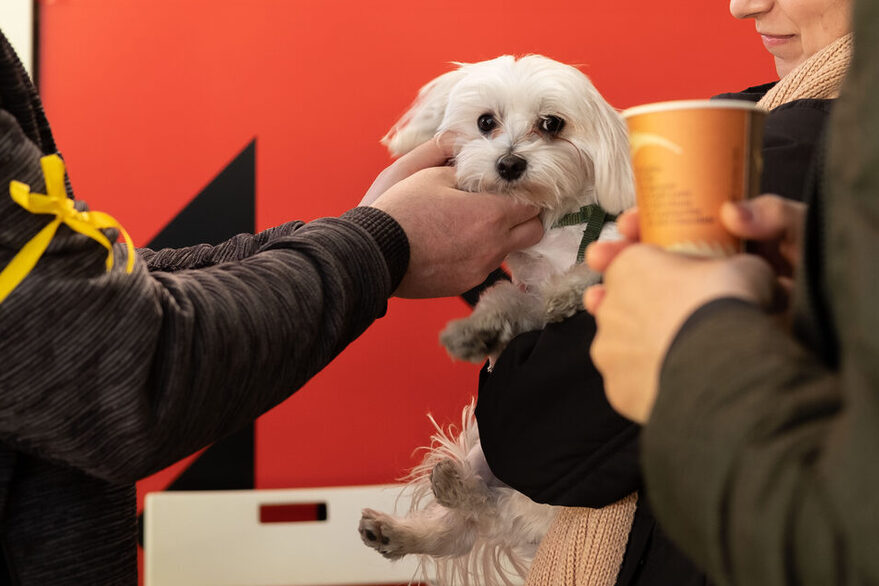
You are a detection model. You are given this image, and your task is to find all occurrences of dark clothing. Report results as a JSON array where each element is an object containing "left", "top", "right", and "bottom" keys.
[
  {"left": 644, "top": 5, "right": 879, "bottom": 585},
  {"left": 716, "top": 83, "right": 834, "bottom": 199},
  {"left": 0, "top": 32, "right": 409, "bottom": 584},
  {"left": 476, "top": 311, "right": 641, "bottom": 507},
  {"left": 475, "top": 86, "right": 833, "bottom": 585},
  {"left": 614, "top": 501, "right": 709, "bottom": 586}
]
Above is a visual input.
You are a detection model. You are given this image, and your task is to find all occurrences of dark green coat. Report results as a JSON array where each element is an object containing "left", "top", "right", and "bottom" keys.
[{"left": 644, "top": 3, "right": 879, "bottom": 584}]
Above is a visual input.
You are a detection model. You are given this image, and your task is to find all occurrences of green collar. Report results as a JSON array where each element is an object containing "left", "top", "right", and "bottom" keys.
[{"left": 552, "top": 204, "right": 617, "bottom": 263}]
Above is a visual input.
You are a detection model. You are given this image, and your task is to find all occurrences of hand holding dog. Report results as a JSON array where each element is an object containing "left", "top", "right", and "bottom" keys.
[
  {"left": 367, "top": 140, "right": 544, "bottom": 299},
  {"left": 583, "top": 206, "right": 782, "bottom": 423},
  {"left": 360, "top": 137, "right": 454, "bottom": 205}
]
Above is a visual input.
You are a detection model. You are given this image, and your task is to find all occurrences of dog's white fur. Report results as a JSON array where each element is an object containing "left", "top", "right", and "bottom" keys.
[
  {"left": 360, "top": 402, "right": 554, "bottom": 585},
  {"left": 359, "top": 55, "right": 635, "bottom": 585}
]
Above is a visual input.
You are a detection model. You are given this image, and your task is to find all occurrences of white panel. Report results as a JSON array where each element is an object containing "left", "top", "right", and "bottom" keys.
[
  {"left": 144, "top": 484, "right": 424, "bottom": 586},
  {"left": 0, "top": 0, "right": 33, "bottom": 78}
]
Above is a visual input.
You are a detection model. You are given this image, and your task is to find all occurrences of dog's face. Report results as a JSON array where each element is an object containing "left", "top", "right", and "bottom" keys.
[{"left": 383, "top": 55, "right": 634, "bottom": 221}]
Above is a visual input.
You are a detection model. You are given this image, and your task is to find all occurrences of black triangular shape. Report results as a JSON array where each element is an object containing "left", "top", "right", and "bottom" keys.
[
  {"left": 169, "top": 424, "right": 256, "bottom": 491},
  {"left": 145, "top": 138, "right": 258, "bottom": 492},
  {"left": 148, "top": 139, "right": 256, "bottom": 249},
  {"left": 138, "top": 424, "right": 256, "bottom": 546}
]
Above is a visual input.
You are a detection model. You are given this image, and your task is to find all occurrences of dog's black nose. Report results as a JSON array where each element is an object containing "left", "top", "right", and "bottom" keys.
[{"left": 496, "top": 154, "right": 527, "bottom": 181}]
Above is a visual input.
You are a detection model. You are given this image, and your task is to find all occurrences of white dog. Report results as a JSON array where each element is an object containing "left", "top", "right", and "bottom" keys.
[{"left": 359, "top": 55, "right": 635, "bottom": 585}]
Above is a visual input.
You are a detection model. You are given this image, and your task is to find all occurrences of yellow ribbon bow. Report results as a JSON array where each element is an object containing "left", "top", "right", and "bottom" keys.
[{"left": 0, "top": 154, "right": 135, "bottom": 304}]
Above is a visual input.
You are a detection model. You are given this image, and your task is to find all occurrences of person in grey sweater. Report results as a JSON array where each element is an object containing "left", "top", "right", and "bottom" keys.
[{"left": 0, "top": 30, "right": 542, "bottom": 584}]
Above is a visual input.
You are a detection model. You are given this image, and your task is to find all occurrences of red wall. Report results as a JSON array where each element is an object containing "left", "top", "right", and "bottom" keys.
[{"left": 37, "top": 0, "right": 776, "bottom": 496}]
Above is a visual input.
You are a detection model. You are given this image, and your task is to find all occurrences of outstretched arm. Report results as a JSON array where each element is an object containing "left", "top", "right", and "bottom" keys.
[
  {"left": 0, "top": 187, "right": 403, "bottom": 482},
  {"left": 0, "top": 110, "right": 541, "bottom": 482}
]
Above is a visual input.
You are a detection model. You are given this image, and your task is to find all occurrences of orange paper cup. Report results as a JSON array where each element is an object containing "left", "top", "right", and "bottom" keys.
[{"left": 622, "top": 100, "right": 766, "bottom": 257}]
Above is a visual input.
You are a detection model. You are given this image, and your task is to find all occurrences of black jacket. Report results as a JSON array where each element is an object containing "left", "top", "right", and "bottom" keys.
[{"left": 473, "top": 84, "right": 833, "bottom": 586}]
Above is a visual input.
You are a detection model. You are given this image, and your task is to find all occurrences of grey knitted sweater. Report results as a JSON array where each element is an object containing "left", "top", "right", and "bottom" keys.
[{"left": 0, "top": 32, "right": 409, "bottom": 584}]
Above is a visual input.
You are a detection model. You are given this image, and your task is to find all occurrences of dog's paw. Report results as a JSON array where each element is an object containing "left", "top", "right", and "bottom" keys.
[
  {"left": 430, "top": 459, "right": 491, "bottom": 513},
  {"left": 441, "top": 281, "right": 545, "bottom": 362},
  {"left": 358, "top": 509, "right": 411, "bottom": 560},
  {"left": 439, "top": 315, "right": 514, "bottom": 363},
  {"left": 544, "top": 287, "right": 585, "bottom": 322},
  {"left": 542, "top": 264, "right": 601, "bottom": 322}
]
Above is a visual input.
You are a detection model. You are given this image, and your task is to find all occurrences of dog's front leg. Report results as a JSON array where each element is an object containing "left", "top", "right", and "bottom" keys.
[
  {"left": 543, "top": 262, "right": 603, "bottom": 322},
  {"left": 440, "top": 281, "right": 545, "bottom": 364}
]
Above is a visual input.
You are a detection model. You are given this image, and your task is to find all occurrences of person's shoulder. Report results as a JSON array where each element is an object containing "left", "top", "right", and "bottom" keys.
[
  {"left": 762, "top": 97, "right": 834, "bottom": 155},
  {"left": 712, "top": 81, "right": 835, "bottom": 114},
  {"left": 712, "top": 82, "right": 779, "bottom": 102},
  {"left": 770, "top": 98, "right": 835, "bottom": 114}
]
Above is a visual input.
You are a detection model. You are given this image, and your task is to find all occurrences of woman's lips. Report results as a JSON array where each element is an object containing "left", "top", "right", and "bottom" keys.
[{"left": 761, "top": 33, "right": 795, "bottom": 48}]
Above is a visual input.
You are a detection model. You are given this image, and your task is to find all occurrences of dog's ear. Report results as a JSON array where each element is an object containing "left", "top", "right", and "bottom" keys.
[
  {"left": 587, "top": 108, "right": 636, "bottom": 215},
  {"left": 381, "top": 64, "right": 470, "bottom": 158}
]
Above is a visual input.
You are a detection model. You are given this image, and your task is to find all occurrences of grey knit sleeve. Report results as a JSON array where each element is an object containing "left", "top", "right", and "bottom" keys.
[
  {"left": 136, "top": 208, "right": 408, "bottom": 290},
  {"left": 0, "top": 110, "right": 409, "bottom": 482}
]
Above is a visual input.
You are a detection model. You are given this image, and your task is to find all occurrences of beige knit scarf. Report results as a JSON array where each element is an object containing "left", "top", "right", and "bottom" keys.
[
  {"left": 758, "top": 32, "right": 853, "bottom": 110},
  {"left": 525, "top": 493, "right": 638, "bottom": 586}
]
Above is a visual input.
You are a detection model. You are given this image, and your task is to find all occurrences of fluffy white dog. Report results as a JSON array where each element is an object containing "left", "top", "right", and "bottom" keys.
[{"left": 359, "top": 55, "right": 635, "bottom": 585}]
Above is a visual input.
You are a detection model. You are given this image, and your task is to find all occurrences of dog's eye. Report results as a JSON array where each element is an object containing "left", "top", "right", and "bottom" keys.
[
  {"left": 539, "top": 115, "right": 565, "bottom": 135},
  {"left": 477, "top": 114, "right": 497, "bottom": 134}
]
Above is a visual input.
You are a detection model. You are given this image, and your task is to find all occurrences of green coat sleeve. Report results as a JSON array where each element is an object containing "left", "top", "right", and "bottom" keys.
[{"left": 643, "top": 299, "right": 845, "bottom": 585}]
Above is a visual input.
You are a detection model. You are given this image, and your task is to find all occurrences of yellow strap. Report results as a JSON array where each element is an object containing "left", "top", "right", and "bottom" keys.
[{"left": 0, "top": 154, "right": 135, "bottom": 304}]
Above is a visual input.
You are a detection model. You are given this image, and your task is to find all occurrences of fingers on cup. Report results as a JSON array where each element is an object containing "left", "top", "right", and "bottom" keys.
[{"left": 721, "top": 195, "right": 803, "bottom": 241}]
